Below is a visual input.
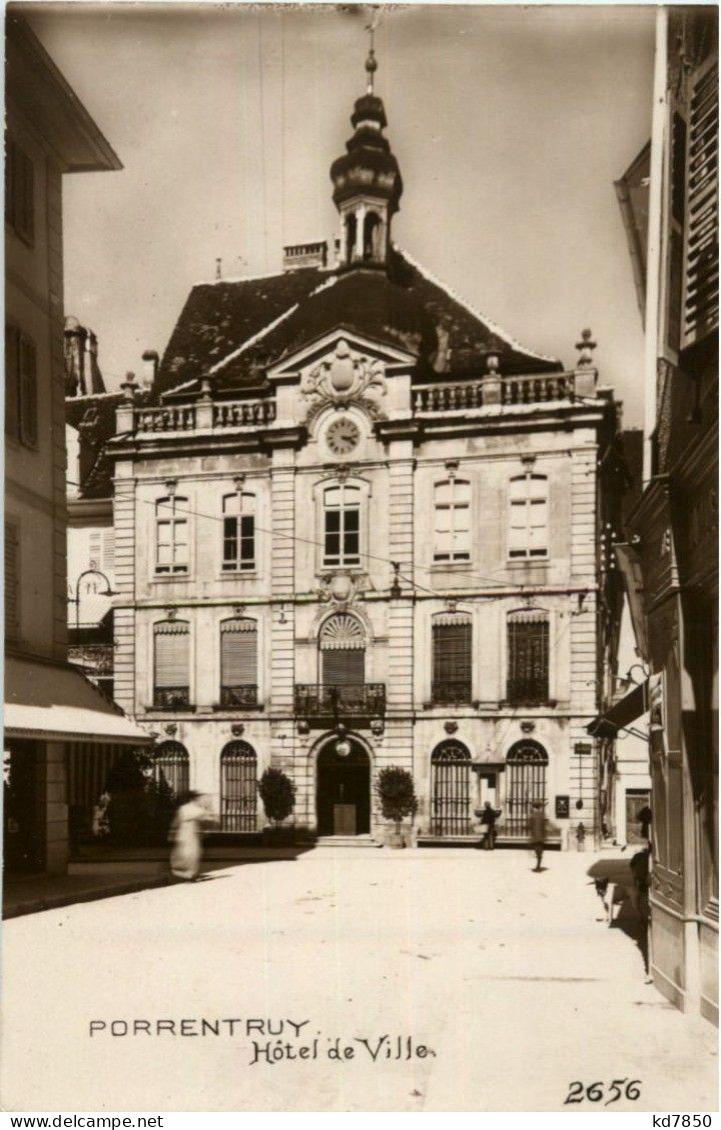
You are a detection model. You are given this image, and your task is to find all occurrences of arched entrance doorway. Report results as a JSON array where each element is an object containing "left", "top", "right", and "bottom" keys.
[
  {"left": 316, "top": 738, "right": 370, "bottom": 836},
  {"left": 506, "top": 739, "right": 548, "bottom": 836}
]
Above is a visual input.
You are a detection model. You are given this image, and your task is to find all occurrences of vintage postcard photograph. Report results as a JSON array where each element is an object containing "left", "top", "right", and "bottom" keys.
[{"left": 2, "top": 0, "right": 718, "bottom": 1115}]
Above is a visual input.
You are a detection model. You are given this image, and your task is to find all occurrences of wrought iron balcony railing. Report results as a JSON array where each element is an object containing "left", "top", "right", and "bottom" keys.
[
  {"left": 506, "top": 677, "right": 549, "bottom": 706},
  {"left": 153, "top": 686, "right": 191, "bottom": 710},
  {"left": 294, "top": 683, "right": 386, "bottom": 718},
  {"left": 431, "top": 681, "right": 473, "bottom": 705},
  {"left": 219, "top": 684, "right": 259, "bottom": 709}
]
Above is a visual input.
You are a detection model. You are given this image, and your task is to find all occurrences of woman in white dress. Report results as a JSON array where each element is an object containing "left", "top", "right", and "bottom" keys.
[{"left": 169, "top": 791, "right": 212, "bottom": 880}]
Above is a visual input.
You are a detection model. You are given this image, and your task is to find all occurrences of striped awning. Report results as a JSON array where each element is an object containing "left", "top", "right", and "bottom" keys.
[
  {"left": 221, "top": 618, "right": 257, "bottom": 633},
  {"left": 154, "top": 620, "right": 189, "bottom": 635},
  {"left": 319, "top": 614, "right": 366, "bottom": 650},
  {"left": 433, "top": 611, "right": 471, "bottom": 627},
  {"left": 508, "top": 608, "right": 548, "bottom": 624}
]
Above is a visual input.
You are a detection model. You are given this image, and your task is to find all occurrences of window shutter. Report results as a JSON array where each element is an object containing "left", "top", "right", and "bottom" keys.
[
  {"left": 154, "top": 622, "right": 190, "bottom": 688},
  {"left": 221, "top": 619, "right": 257, "bottom": 685},
  {"left": 17, "top": 148, "right": 34, "bottom": 245},
  {"left": 432, "top": 619, "right": 471, "bottom": 688},
  {"left": 5, "top": 325, "right": 19, "bottom": 439},
  {"left": 323, "top": 648, "right": 365, "bottom": 686},
  {"left": 19, "top": 335, "right": 37, "bottom": 448},
  {"left": 102, "top": 529, "right": 115, "bottom": 571},
  {"left": 5, "top": 522, "right": 19, "bottom": 639},
  {"left": 682, "top": 56, "right": 719, "bottom": 349}
]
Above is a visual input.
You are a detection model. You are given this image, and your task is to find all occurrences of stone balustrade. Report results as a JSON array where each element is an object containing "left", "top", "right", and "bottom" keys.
[
  {"left": 135, "top": 404, "right": 197, "bottom": 432},
  {"left": 213, "top": 400, "right": 277, "bottom": 427},
  {"left": 131, "top": 399, "right": 276, "bottom": 434},
  {"left": 412, "top": 372, "right": 578, "bottom": 413}
]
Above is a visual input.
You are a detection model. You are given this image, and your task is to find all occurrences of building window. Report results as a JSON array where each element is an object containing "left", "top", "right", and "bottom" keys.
[
  {"left": 507, "top": 610, "right": 549, "bottom": 705},
  {"left": 222, "top": 492, "right": 255, "bottom": 572},
  {"left": 153, "top": 620, "right": 190, "bottom": 709},
  {"left": 320, "top": 613, "right": 366, "bottom": 687},
  {"left": 5, "top": 137, "right": 34, "bottom": 246},
  {"left": 5, "top": 324, "right": 37, "bottom": 448},
  {"left": 152, "top": 741, "right": 189, "bottom": 799},
  {"left": 323, "top": 484, "right": 360, "bottom": 567},
  {"left": 509, "top": 473, "right": 548, "bottom": 559},
  {"left": 5, "top": 521, "right": 20, "bottom": 641},
  {"left": 220, "top": 618, "right": 258, "bottom": 708},
  {"left": 434, "top": 479, "right": 471, "bottom": 562},
  {"left": 432, "top": 613, "right": 472, "bottom": 704},
  {"left": 155, "top": 496, "right": 188, "bottom": 575},
  {"left": 220, "top": 741, "right": 257, "bottom": 832}
]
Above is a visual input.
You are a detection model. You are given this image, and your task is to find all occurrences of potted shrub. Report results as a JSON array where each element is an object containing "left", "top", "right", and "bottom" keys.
[
  {"left": 376, "top": 766, "right": 418, "bottom": 848},
  {"left": 258, "top": 767, "right": 296, "bottom": 845}
]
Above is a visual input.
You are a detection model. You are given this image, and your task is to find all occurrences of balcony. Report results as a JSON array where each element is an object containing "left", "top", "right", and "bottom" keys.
[
  {"left": 218, "top": 685, "right": 259, "bottom": 710},
  {"left": 431, "top": 681, "right": 473, "bottom": 706},
  {"left": 152, "top": 686, "right": 191, "bottom": 711},
  {"left": 506, "top": 677, "right": 549, "bottom": 707},
  {"left": 294, "top": 683, "right": 386, "bottom": 722}
]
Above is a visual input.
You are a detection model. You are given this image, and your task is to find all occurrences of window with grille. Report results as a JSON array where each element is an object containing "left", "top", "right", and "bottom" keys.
[
  {"left": 155, "top": 496, "right": 189, "bottom": 574},
  {"left": 153, "top": 620, "right": 190, "bottom": 708},
  {"left": 220, "top": 618, "right": 258, "bottom": 707},
  {"left": 509, "top": 474, "right": 548, "bottom": 559},
  {"left": 681, "top": 55, "right": 719, "bottom": 349},
  {"left": 5, "top": 521, "right": 20, "bottom": 640},
  {"left": 323, "top": 484, "right": 360, "bottom": 567},
  {"left": 507, "top": 610, "right": 549, "bottom": 704},
  {"left": 222, "top": 492, "right": 256, "bottom": 572},
  {"left": 434, "top": 479, "right": 471, "bottom": 562},
  {"left": 5, "top": 136, "right": 34, "bottom": 246},
  {"left": 432, "top": 614, "right": 472, "bottom": 704},
  {"left": 5, "top": 324, "right": 37, "bottom": 448}
]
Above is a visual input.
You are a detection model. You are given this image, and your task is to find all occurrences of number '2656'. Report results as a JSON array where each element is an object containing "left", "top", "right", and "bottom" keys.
[{"left": 565, "top": 1079, "right": 641, "bottom": 1105}]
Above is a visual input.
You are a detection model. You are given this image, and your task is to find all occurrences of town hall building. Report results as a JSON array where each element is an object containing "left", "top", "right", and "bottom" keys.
[{"left": 96, "top": 50, "right": 626, "bottom": 844}]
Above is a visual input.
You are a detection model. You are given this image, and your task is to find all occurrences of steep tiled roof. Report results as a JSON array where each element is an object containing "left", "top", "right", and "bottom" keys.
[
  {"left": 155, "top": 248, "right": 562, "bottom": 401},
  {"left": 66, "top": 389, "right": 150, "bottom": 500}
]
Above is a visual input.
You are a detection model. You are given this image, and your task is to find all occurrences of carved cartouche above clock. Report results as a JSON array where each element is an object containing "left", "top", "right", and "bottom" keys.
[{"left": 300, "top": 339, "right": 387, "bottom": 426}]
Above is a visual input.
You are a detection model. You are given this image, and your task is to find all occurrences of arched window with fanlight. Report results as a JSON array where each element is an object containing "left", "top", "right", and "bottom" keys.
[
  {"left": 505, "top": 740, "right": 548, "bottom": 837},
  {"left": 431, "top": 741, "right": 472, "bottom": 836},
  {"left": 220, "top": 741, "right": 257, "bottom": 832},
  {"left": 320, "top": 612, "right": 365, "bottom": 684},
  {"left": 153, "top": 740, "right": 189, "bottom": 800}
]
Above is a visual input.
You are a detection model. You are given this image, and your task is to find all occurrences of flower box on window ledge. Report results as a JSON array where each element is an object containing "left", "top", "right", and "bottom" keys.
[
  {"left": 215, "top": 685, "right": 261, "bottom": 710},
  {"left": 151, "top": 687, "right": 193, "bottom": 711}
]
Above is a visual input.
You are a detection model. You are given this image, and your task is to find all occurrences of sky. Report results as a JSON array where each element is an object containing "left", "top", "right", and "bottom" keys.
[{"left": 23, "top": 3, "right": 654, "bottom": 425}]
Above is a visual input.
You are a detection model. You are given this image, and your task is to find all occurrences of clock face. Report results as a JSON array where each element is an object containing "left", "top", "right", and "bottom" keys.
[{"left": 326, "top": 416, "right": 360, "bottom": 456}]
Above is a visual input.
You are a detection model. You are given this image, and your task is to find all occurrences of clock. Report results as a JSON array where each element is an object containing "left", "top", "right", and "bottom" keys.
[{"left": 326, "top": 416, "right": 360, "bottom": 456}]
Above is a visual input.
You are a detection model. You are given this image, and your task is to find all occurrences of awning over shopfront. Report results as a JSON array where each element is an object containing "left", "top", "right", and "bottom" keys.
[
  {"left": 587, "top": 681, "right": 648, "bottom": 739},
  {"left": 4, "top": 655, "right": 151, "bottom": 745}
]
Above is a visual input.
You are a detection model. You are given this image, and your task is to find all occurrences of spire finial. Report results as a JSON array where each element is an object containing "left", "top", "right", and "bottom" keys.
[{"left": 365, "top": 13, "right": 379, "bottom": 94}]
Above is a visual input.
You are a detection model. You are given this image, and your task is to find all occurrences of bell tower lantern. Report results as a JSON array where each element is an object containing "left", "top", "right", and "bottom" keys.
[{"left": 330, "top": 45, "right": 403, "bottom": 269}]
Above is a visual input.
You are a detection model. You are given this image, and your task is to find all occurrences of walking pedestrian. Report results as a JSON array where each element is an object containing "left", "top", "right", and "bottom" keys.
[
  {"left": 169, "top": 791, "right": 213, "bottom": 881},
  {"left": 479, "top": 801, "right": 502, "bottom": 850},
  {"left": 528, "top": 799, "right": 548, "bottom": 872}
]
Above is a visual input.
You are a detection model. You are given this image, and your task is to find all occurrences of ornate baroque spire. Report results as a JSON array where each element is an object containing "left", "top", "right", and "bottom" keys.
[{"left": 329, "top": 37, "right": 403, "bottom": 269}]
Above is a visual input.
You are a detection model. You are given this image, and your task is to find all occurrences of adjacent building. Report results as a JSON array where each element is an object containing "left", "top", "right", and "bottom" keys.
[
  {"left": 103, "top": 51, "right": 626, "bottom": 847},
  {"left": 611, "top": 8, "right": 718, "bottom": 1023},
  {"left": 4, "top": 14, "right": 150, "bottom": 873}
]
